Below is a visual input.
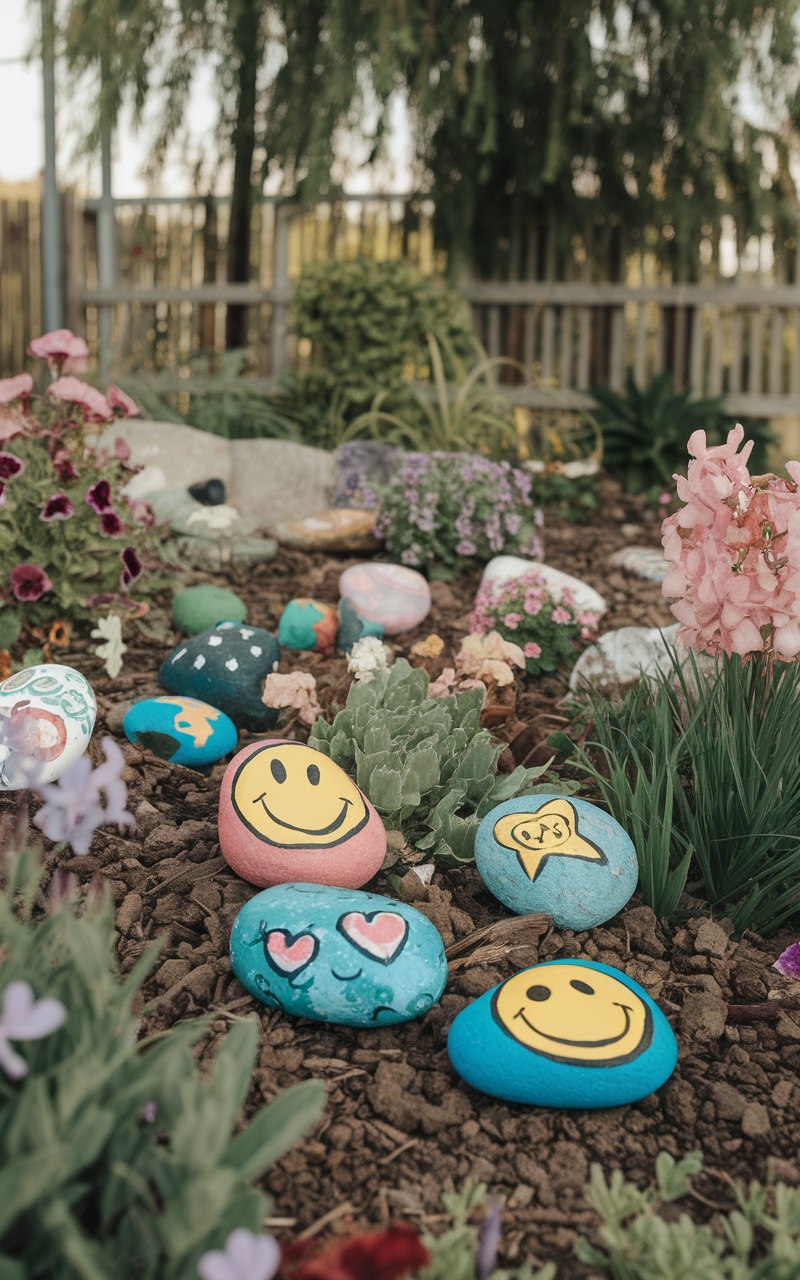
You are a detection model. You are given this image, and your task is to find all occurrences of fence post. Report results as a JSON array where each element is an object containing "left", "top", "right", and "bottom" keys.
[
  {"left": 96, "top": 124, "right": 116, "bottom": 385},
  {"left": 270, "top": 200, "right": 290, "bottom": 378},
  {"left": 40, "top": 0, "right": 62, "bottom": 332}
]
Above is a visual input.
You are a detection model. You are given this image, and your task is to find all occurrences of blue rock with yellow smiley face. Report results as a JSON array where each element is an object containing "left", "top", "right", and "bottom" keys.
[
  {"left": 123, "top": 695, "right": 238, "bottom": 768},
  {"left": 230, "top": 882, "right": 448, "bottom": 1027},
  {"left": 448, "top": 959, "right": 677, "bottom": 1108}
]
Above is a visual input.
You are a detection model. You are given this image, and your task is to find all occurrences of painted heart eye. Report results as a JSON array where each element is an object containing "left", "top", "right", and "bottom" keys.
[
  {"left": 270, "top": 758, "right": 287, "bottom": 784},
  {"left": 337, "top": 910, "right": 409, "bottom": 964},
  {"left": 262, "top": 928, "right": 318, "bottom": 976}
]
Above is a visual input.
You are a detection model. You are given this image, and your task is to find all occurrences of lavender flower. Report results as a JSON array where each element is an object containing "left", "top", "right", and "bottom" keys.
[
  {"left": 0, "top": 980, "right": 67, "bottom": 1080},
  {"left": 197, "top": 1230, "right": 281, "bottom": 1280},
  {"left": 475, "top": 1200, "right": 504, "bottom": 1280},
  {"left": 774, "top": 942, "right": 800, "bottom": 979},
  {"left": 33, "top": 736, "right": 134, "bottom": 856}
]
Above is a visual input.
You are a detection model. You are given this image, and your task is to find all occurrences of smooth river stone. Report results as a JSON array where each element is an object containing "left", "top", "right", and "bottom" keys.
[
  {"left": 277, "top": 599, "right": 338, "bottom": 655},
  {"left": 274, "top": 508, "right": 380, "bottom": 552},
  {"left": 480, "top": 556, "right": 607, "bottom": 618},
  {"left": 219, "top": 739, "right": 386, "bottom": 889},
  {"left": 339, "top": 562, "right": 431, "bottom": 636},
  {"left": 448, "top": 959, "right": 678, "bottom": 1108},
  {"left": 159, "top": 622, "right": 280, "bottom": 731},
  {"left": 123, "top": 695, "right": 238, "bottom": 768},
  {"left": 475, "top": 794, "right": 638, "bottom": 930},
  {"left": 172, "top": 584, "right": 247, "bottom": 635},
  {"left": 231, "top": 881, "right": 447, "bottom": 1027},
  {"left": 0, "top": 664, "right": 96, "bottom": 790}
]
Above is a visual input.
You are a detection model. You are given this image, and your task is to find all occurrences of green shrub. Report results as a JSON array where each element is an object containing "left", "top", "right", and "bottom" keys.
[
  {"left": 0, "top": 837, "right": 325, "bottom": 1279},
  {"left": 421, "top": 1182, "right": 554, "bottom": 1280},
  {"left": 309, "top": 659, "right": 574, "bottom": 864}
]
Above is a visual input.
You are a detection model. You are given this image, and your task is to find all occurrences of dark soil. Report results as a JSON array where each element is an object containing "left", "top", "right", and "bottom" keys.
[{"left": 10, "top": 475, "right": 800, "bottom": 1276}]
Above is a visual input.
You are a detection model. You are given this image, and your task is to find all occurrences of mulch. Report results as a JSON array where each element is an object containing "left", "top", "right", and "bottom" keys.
[{"left": 8, "top": 474, "right": 800, "bottom": 1276}]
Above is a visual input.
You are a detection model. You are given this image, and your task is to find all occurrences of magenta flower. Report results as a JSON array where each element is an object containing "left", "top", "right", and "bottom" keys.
[
  {"left": 197, "top": 1230, "right": 281, "bottom": 1280},
  {"left": 30, "top": 328, "right": 89, "bottom": 373},
  {"left": 10, "top": 562, "right": 52, "bottom": 602},
  {"left": 120, "top": 546, "right": 143, "bottom": 587},
  {"left": 774, "top": 942, "right": 800, "bottom": 980},
  {"left": 33, "top": 736, "right": 134, "bottom": 856},
  {"left": 49, "top": 377, "right": 112, "bottom": 422},
  {"left": 0, "top": 981, "right": 67, "bottom": 1080},
  {"left": 40, "top": 492, "right": 74, "bottom": 521},
  {"left": 100, "top": 511, "right": 124, "bottom": 537},
  {"left": 0, "top": 373, "right": 33, "bottom": 404},
  {"left": 86, "top": 479, "right": 112, "bottom": 512},
  {"left": 114, "top": 434, "right": 132, "bottom": 462},
  {"left": 107, "top": 385, "right": 139, "bottom": 418},
  {"left": 0, "top": 452, "right": 25, "bottom": 480},
  {"left": 54, "top": 453, "right": 79, "bottom": 483}
]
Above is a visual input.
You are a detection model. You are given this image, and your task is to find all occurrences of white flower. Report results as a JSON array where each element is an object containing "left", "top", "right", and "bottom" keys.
[
  {"left": 197, "top": 1230, "right": 281, "bottom": 1280},
  {"left": 91, "top": 613, "right": 128, "bottom": 678},
  {"left": 347, "top": 635, "right": 392, "bottom": 682},
  {"left": 0, "top": 980, "right": 67, "bottom": 1080}
]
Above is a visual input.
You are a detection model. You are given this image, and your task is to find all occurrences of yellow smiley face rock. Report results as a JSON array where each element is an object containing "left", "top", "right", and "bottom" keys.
[
  {"left": 475, "top": 795, "right": 638, "bottom": 929},
  {"left": 219, "top": 740, "right": 386, "bottom": 889},
  {"left": 447, "top": 960, "right": 678, "bottom": 1108}
]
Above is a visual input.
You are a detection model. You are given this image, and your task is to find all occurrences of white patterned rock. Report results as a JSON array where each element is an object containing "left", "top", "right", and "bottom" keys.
[
  {"left": 480, "top": 557, "right": 607, "bottom": 618},
  {"left": 0, "top": 664, "right": 96, "bottom": 790},
  {"left": 339, "top": 563, "right": 431, "bottom": 635},
  {"left": 568, "top": 624, "right": 681, "bottom": 699}
]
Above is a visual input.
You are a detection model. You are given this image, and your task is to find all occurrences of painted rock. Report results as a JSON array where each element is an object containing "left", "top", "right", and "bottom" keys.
[
  {"left": 448, "top": 959, "right": 678, "bottom": 1108},
  {"left": 219, "top": 739, "right": 386, "bottom": 888},
  {"left": 274, "top": 508, "right": 380, "bottom": 552},
  {"left": 123, "top": 695, "right": 238, "bottom": 768},
  {"left": 480, "top": 556, "right": 607, "bottom": 618},
  {"left": 339, "top": 562, "right": 431, "bottom": 636},
  {"left": 159, "top": 622, "right": 281, "bottom": 731},
  {"left": 336, "top": 598, "right": 384, "bottom": 653},
  {"left": 277, "top": 599, "right": 338, "bottom": 655},
  {"left": 0, "top": 663, "right": 96, "bottom": 790},
  {"left": 231, "top": 881, "right": 447, "bottom": 1026},
  {"left": 475, "top": 795, "right": 638, "bottom": 930},
  {"left": 172, "top": 585, "right": 247, "bottom": 635}
]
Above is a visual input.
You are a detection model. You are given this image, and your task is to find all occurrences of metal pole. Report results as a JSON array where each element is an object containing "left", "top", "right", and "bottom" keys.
[
  {"left": 40, "top": 0, "right": 63, "bottom": 332},
  {"left": 96, "top": 121, "right": 116, "bottom": 384}
]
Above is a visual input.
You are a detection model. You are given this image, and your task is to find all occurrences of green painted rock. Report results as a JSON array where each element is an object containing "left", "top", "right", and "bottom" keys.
[
  {"left": 277, "top": 599, "right": 338, "bottom": 655},
  {"left": 173, "top": 585, "right": 247, "bottom": 635},
  {"left": 336, "top": 598, "right": 384, "bottom": 653}
]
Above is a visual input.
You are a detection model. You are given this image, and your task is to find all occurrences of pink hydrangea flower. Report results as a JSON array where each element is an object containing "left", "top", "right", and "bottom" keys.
[
  {"left": 49, "top": 377, "right": 112, "bottom": 422},
  {"left": 30, "top": 328, "right": 89, "bottom": 373},
  {"left": 107, "top": 385, "right": 139, "bottom": 418},
  {"left": 0, "top": 373, "right": 32, "bottom": 403}
]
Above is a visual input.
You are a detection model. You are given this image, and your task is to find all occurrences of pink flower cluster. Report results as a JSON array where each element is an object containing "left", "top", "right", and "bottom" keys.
[{"left": 662, "top": 425, "right": 800, "bottom": 658}]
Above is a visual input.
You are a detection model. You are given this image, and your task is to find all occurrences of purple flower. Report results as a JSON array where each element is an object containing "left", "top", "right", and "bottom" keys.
[
  {"left": 10, "top": 562, "right": 52, "bottom": 602},
  {"left": 120, "top": 546, "right": 142, "bottom": 586},
  {"left": 0, "top": 980, "right": 66, "bottom": 1080},
  {"left": 41, "top": 492, "right": 74, "bottom": 522},
  {"left": 139, "top": 1100, "right": 158, "bottom": 1124},
  {"left": 0, "top": 452, "right": 24, "bottom": 480},
  {"left": 475, "top": 1200, "right": 504, "bottom": 1280},
  {"left": 774, "top": 942, "right": 800, "bottom": 979},
  {"left": 33, "top": 736, "right": 135, "bottom": 856},
  {"left": 100, "top": 511, "right": 124, "bottom": 537},
  {"left": 85, "top": 479, "right": 112, "bottom": 513},
  {"left": 197, "top": 1230, "right": 281, "bottom": 1280}
]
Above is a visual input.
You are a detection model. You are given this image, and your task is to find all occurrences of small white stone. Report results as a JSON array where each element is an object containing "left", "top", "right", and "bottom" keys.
[
  {"left": 208, "top": 635, "right": 223, "bottom": 647},
  {"left": 250, "top": 646, "right": 262, "bottom": 656},
  {"left": 225, "top": 658, "right": 239, "bottom": 672},
  {"left": 193, "top": 655, "right": 206, "bottom": 670}
]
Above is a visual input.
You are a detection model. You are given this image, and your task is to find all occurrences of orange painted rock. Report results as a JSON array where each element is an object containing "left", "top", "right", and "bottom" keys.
[{"left": 218, "top": 739, "right": 386, "bottom": 889}]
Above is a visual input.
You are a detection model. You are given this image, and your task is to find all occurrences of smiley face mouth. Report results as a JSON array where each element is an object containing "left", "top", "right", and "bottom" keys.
[
  {"left": 253, "top": 794, "right": 352, "bottom": 837},
  {"left": 514, "top": 1001, "right": 633, "bottom": 1048},
  {"left": 331, "top": 967, "right": 363, "bottom": 982}
]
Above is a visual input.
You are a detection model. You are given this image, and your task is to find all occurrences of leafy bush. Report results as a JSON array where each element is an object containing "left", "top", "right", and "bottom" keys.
[
  {"left": 373, "top": 451, "right": 544, "bottom": 572},
  {"left": 567, "top": 648, "right": 800, "bottom": 933},
  {"left": 0, "top": 835, "right": 325, "bottom": 1279},
  {"left": 576, "top": 1151, "right": 800, "bottom": 1278},
  {"left": 309, "top": 658, "right": 573, "bottom": 864},
  {"left": 471, "top": 569, "right": 600, "bottom": 676},
  {"left": 292, "top": 256, "right": 477, "bottom": 411},
  {"left": 525, "top": 462, "right": 600, "bottom": 524},
  {"left": 0, "top": 338, "right": 170, "bottom": 637}
]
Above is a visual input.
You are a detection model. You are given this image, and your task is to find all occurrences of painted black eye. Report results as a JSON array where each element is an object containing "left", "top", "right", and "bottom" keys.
[
  {"left": 526, "top": 984, "right": 550, "bottom": 1001},
  {"left": 307, "top": 763, "right": 321, "bottom": 786},
  {"left": 521, "top": 829, "right": 530, "bottom": 841},
  {"left": 570, "top": 979, "right": 594, "bottom": 995},
  {"left": 270, "top": 759, "right": 287, "bottom": 784}
]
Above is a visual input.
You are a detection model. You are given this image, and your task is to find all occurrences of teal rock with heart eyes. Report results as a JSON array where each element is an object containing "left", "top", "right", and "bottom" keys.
[{"left": 230, "top": 882, "right": 448, "bottom": 1027}]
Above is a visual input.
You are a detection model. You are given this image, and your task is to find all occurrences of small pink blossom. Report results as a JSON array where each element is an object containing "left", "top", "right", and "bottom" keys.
[
  {"left": 30, "top": 328, "right": 89, "bottom": 373},
  {"left": 10, "top": 562, "right": 52, "bottom": 601},
  {"left": 262, "top": 672, "right": 322, "bottom": 726},
  {"left": 107, "top": 385, "right": 139, "bottom": 418},
  {"left": 0, "top": 373, "right": 32, "bottom": 403},
  {"left": 0, "top": 980, "right": 67, "bottom": 1080},
  {"left": 197, "top": 1230, "right": 281, "bottom": 1280},
  {"left": 114, "top": 435, "right": 132, "bottom": 462},
  {"left": 551, "top": 606, "right": 572, "bottom": 625},
  {"left": 503, "top": 612, "right": 521, "bottom": 630},
  {"left": 523, "top": 641, "right": 542, "bottom": 659},
  {"left": 49, "top": 377, "right": 112, "bottom": 422}
]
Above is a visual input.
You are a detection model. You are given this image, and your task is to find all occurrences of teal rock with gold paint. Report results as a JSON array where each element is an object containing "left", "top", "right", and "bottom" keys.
[
  {"left": 123, "top": 695, "right": 238, "bottom": 768},
  {"left": 277, "top": 599, "right": 338, "bottom": 655}
]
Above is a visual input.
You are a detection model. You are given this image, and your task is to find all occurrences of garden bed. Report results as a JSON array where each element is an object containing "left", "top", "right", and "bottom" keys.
[{"left": 7, "top": 475, "right": 800, "bottom": 1276}]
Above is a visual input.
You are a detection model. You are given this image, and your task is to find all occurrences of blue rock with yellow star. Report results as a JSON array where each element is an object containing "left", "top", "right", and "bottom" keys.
[
  {"left": 475, "top": 794, "right": 638, "bottom": 929},
  {"left": 448, "top": 959, "right": 678, "bottom": 1108},
  {"left": 123, "top": 695, "right": 238, "bottom": 768}
]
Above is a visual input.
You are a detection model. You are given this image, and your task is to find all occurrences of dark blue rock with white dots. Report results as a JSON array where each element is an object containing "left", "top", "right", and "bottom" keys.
[{"left": 159, "top": 621, "right": 281, "bottom": 730}]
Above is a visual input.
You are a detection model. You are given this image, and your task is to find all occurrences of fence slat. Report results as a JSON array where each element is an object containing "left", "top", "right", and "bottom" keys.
[{"left": 689, "top": 304, "right": 705, "bottom": 395}]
